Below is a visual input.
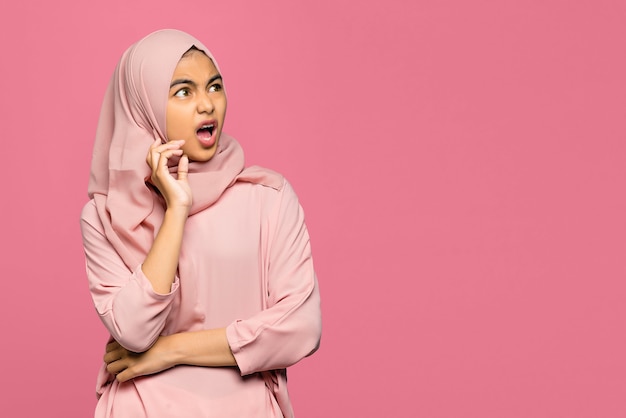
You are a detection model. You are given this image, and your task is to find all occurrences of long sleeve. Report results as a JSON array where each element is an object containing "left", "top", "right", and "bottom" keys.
[
  {"left": 226, "top": 180, "right": 322, "bottom": 376},
  {"left": 81, "top": 200, "right": 179, "bottom": 352}
]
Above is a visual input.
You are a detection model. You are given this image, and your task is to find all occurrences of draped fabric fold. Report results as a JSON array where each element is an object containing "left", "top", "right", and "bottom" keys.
[{"left": 87, "top": 29, "right": 248, "bottom": 270}]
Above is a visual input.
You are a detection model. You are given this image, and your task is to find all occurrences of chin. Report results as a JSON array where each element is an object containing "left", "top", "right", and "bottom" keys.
[{"left": 190, "top": 148, "right": 218, "bottom": 162}]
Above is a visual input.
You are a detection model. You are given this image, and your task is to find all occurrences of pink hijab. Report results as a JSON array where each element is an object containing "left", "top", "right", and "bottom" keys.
[{"left": 88, "top": 29, "right": 278, "bottom": 270}]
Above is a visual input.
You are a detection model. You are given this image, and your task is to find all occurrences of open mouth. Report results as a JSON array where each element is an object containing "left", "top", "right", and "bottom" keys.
[{"left": 197, "top": 123, "right": 215, "bottom": 138}]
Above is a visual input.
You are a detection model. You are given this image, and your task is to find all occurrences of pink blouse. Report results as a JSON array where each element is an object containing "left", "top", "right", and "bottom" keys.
[{"left": 81, "top": 175, "right": 321, "bottom": 418}]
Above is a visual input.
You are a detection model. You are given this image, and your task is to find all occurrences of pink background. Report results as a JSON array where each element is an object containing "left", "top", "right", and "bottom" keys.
[{"left": 1, "top": 0, "right": 624, "bottom": 416}]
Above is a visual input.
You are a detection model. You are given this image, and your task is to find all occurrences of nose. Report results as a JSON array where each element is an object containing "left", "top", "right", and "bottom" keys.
[{"left": 197, "top": 92, "right": 214, "bottom": 114}]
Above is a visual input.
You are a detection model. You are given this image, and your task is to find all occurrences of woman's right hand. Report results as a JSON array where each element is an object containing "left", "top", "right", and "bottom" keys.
[
  {"left": 142, "top": 138, "right": 192, "bottom": 293},
  {"left": 146, "top": 138, "right": 192, "bottom": 210}
]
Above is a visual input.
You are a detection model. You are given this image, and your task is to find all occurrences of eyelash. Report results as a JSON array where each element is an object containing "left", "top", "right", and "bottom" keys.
[
  {"left": 173, "top": 83, "right": 223, "bottom": 97},
  {"left": 174, "top": 88, "right": 191, "bottom": 97},
  {"left": 208, "top": 83, "right": 223, "bottom": 92}
]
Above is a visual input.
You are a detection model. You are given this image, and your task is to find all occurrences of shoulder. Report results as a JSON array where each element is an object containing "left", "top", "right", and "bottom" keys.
[
  {"left": 236, "top": 165, "right": 285, "bottom": 191},
  {"left": 234, "top": 166, "right": 303, "bottom": 211}
]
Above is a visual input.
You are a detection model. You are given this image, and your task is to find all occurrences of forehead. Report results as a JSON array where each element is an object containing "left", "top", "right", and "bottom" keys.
[{"left": 172, "top": 50, "right": 219, "bottom": 78}]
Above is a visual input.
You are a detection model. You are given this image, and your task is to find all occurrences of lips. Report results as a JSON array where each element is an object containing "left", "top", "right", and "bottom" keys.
[{"left": 196, "top": 120, "right": 217, "bottom": 147}]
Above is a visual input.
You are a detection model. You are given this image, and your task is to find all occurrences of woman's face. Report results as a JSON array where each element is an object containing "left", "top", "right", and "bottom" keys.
[{"left": 166, "top": 49, "right": 226, "bottom": 162}]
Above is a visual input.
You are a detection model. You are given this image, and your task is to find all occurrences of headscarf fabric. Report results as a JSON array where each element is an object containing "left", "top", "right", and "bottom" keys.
[{"left": 88, "top": 29, "right": 247, "bottom": 270}]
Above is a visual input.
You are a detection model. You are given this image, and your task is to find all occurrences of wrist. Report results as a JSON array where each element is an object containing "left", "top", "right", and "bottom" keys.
[
  {"left": 164, "top": 205, "right": 190, "bottom": 219},
  {"left": 160, "top": 334, "right": 183, "bottom": 367}
]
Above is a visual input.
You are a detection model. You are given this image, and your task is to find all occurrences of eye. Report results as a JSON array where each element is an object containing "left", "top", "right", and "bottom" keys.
[
  {"left": 208, "top": 83, "right": 223, "bottom": 93},
  {"left": 173, "top": 88, "right": 191, "bottom": 98}
]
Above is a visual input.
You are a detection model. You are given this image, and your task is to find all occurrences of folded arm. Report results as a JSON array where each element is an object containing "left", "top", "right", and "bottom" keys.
[
  {"left": 102, "top": 179, "right": 321, "bottom": 379},
  {"left": 81, "top": 140, "right": 193, "bottom": 352},
  {"left": 225, "top": 180, "right": 322, "bottom": 375},
  {"left": 104, "top": 328, "right": 236, "bottom": 382}
]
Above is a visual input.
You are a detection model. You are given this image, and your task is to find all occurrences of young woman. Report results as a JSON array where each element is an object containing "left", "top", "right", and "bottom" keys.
[{"left": 80, "top": 29, "right": 321, "bottom": 417}]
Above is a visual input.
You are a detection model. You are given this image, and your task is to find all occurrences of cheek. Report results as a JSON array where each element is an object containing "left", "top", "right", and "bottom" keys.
[
  {"left": 219, "top": 97, "right": 228, "bottom": 120},
  {"left": 165, "top": 108, "right": 185, "bottom": 139},
  {"left": 180, "top": 142, "right": 193, "bottom": 155}
]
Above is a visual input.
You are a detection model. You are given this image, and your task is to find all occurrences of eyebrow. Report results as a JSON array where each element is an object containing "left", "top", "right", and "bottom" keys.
[{"left": 169, "top": 74, "right": 223, "bottom": 89}]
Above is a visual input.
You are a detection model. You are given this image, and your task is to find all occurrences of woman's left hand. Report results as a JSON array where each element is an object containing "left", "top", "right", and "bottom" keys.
[{"left": 104, "top": 337, "right": 175, "bottom": 382}]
